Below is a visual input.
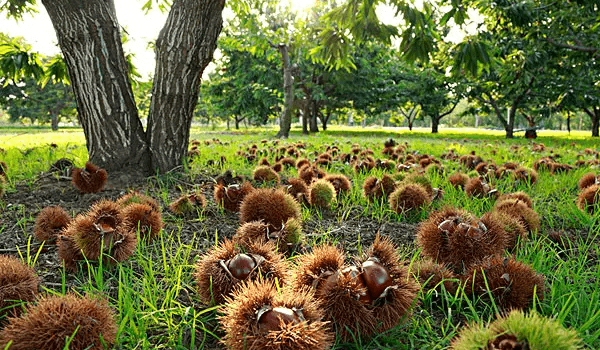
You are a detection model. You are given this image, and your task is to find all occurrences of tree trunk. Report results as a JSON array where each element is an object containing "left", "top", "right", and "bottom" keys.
[
  {"left": 431, "top": 116, "right": 439, "bottom": 133},
  {"left": 302, "top": 99, "right": 309, "bottom": 135},
  {"left": 591, "top": 109, "right": 599, "bottom": 137},
  {"left": 42, "top": 0, "right": 150, "bottom": 173},
  {"left": 147, "top": 0, "right": 224, "bottom": 173},
  {"left": 322, "top": 110, "right": 330, "bottom": 131},
  {"left": 584, "top": 107, "right": 599, "bottom": 137},
  {"left": 276, "top": 44, "right": 293, "bottom": 138},
  {"left": 309, "top": 100, "right": 319, "bottom": 133},
  {"left": 51, "top": 113, "right": 59, "bottom": 131}
]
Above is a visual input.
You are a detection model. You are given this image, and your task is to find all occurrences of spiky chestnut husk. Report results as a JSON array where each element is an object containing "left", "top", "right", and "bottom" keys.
[
  {"left": 389, "top": 183, "right": 431, "bottom": 214},
  {"left": 71, "top": 161, "right": 107, "bottom": 193},
  {"left": 451, "top": 309, "right": 583, "bottom": 350},
  {"left": 63, "top": 200, "right": 137, "bottom": 264},
  {"left": 353, "top": 157, "right": 376, "bottom": 173},
  {"left": 465, "top": 177, "right": 497, "bottom": 198},
  {"left": 323, "top": 174, "right": 352, "bottom": 195},
  {"left": 360, "top": 236, "right": 419, "bottom": 333},
  {"left": 219, "top": 280, "right": 333, "bottom": 350},
  {"left": 291, "top": 245, "right": 376, "bottom": 341},
  {"left": 214, "top": 181, "right": 255, "bottom": 213},
  {"left": 234, "top": 218, "right": 303, "bottom": 255},
  {"left": 298, "top": 164, "right": 326, "bottom": 185},
  {"left": 308, "top": 179, "right": 337, "bottom": 208},
  {"left": 577, "top": 184, "right": 600, "bottom": 214},
  {"left": 278, "top": 157, "right": 296, "bottom": 168},
  {"left": 497, "top": 192, "right": 533, "bottom": 209},
  {"left": 33, "top": 205, "right": 71, "bottom": 242},
  {"left": 533, "top": 157, "right": 553, "bottom": 172},
  {"left": 194, "top": 239, "right": 289, "bottom": 305},
  {"left": 284, "top": 177, "right": 308, "bottom": 202},
  {"left": 493, "top": 199, "right": 540, "bottom": 234},
  {"left": 0, "top": 294, "right": 117, "bottom": 350},
  {"left": 258, "top": 157, "right": 270, "bottom": 166},
  {"left": 410, "top": 258, "right": 457, "bottom": 294},
  {"left": 512, "top": 167, "right": 538, "bottom": 185},
  {"left": 487, "top": 211, "right": 527, "bottom": 250},
  {"left": 0, "top": 255, "right": 39, "bottom": 319},
  {"left": 168, "top": 192, "right": 206, "bottom": 216},
  {"left": 253, "top": 165, "right": 281, "bottom": 185},
  {"left": 239, "top": 188, "right": 302, "bottom": 232},
  {"left": 448, "top": 172, "right": 470, "bottom": 189},
  {"left": 462, "top": 256, "right": 545, "bottom": 311},
  {"left": 57, "top": 233, "right": 84, "bottom": 272},
  {"left": 0, "top": 160, "right": 7, "bottom": 180},
  {"left": 0, "top": 175, "right": 5, "bottom": 198},
  {"left": 362, "top": 174, "right": 396, "bottom": 202},
  {"left": 416, "top": 207, "right": 506, "bottom": 273},
  {"left": 494, "top": 166, "right": 514, "bottom": 180},
  {"left": 122, "top": 203, "right": 163, "bottom": 241},
  {"left": 578, "top": 172, "right": 598, "bottom": 190},
  {"left": 296, "top": 158, "right": 311, "bottom": 169},
  {"left": 115, "top": 191, "right": 161, "bottom": 212},
  {"left": 403, "top": 173, "right": 434, "bottom": 196}
]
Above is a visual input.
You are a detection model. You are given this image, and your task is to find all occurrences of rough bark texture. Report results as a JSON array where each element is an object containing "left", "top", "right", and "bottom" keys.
[
  {"left": 584, "top": 107, "right": 599, "bottom": 137},
  {"left": 276, "top": 44, "right": 293, "bottom": 139},
  {"left": 147, "top": 0, "right": 225, "bottom": 173},
  {"left": 41, "top": 0, "right": 150, "bottom": 173}
]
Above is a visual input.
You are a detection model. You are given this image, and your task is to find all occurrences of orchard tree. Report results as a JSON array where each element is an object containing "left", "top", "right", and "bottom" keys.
[{"left": 2, "top": 0, "right": 225, "bottom": 174}]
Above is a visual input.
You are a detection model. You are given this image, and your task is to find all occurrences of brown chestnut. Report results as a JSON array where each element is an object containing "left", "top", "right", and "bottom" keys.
[
  {"left": 256, "top": 306, "right": 305, "bottom": 332},
  {"left": 222, "top": 253, "right": 265, "bottom": 280},
  {"left": 361, "top": 259, "right": 394, "bottom": 301}
]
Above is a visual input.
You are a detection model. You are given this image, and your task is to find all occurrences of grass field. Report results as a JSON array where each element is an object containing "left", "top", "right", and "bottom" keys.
[{"left": 0, "top": 125, "right": 598, "bottom": 349}]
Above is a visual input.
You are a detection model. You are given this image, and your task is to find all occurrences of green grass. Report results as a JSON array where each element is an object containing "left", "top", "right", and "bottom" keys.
[{"left": 1, "top": 125, "right": 599, "bottom": 349}]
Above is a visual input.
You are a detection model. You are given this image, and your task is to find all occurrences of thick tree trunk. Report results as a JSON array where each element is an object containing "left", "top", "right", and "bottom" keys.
[
  {"left": 50, "top": 113, "right": 59, "bottom": 131},
  {"left": 431, "top": 117, "right": 439, "bottom": 133},
  {"left": 147, "top": 0, "right": 224, "bottom": 173},
  {"left": 42, "top": 0, "right": 150, "bottom": 173},
  {"left": 276, "top": 44, "right": 293, "bottom": 138}
]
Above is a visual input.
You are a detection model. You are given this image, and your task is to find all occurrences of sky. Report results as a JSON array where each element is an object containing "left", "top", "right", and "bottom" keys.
[{"left": 2, "top": 0, "right": 475, "bottom": 80}]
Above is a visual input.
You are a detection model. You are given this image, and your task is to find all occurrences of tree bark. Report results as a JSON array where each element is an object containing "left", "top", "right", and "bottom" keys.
[
  {"left": 431, "top": 117, "right": 439, "bottom": 133},
  {"left": 147, "top": 0, "right": 225, "bottom": 173},
  {"left": 309, "top": 100, "right": 319, "bottom": 133},
  {"left": 583, "top": 107, "right": 600, "bottom": 137},
  {"left": 276, "top": 44, "right": 293, "bottom": 138},
  {"left": 41, "top": 0, "right": 150, "bottom": 173}
]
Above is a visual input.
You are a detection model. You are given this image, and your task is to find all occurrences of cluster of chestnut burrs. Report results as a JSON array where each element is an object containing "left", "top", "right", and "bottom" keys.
[
  {"left": 194, "top": 234, "right": 418, "bottom": 349},
  {"left": 33, "top": 191, "right": 163, "bottom": 272},
  {"left": 414, "top": 191, "right": 545, "bottom": 311}
]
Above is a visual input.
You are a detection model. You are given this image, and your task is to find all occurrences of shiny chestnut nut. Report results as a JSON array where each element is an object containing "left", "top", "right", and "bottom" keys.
[
  {"left": 256, "top": 306, "right": 305, "bottom": 332},
  {"left": 361, "top": 258, "right": 394, "bottom": 301},
  {"left": 220, "top": 253, "right": 265, "bottom": 280}
]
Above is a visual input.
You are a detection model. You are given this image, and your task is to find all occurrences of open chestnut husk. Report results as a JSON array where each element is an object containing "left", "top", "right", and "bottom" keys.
[
  {"left": 292, "top": 245, "right": 377, "bottom": 340},
  {"left": 417, "top": 207, "right": 507, "bottom": 273},
  {"left": 360, "top": 235, "right": 419, "bottom": 332},
  {"left": 219, "top": 280, "right": 332, "bottom": 350},
  {"left": 194, "top": 239, "right": 288, "bottom": 305}
]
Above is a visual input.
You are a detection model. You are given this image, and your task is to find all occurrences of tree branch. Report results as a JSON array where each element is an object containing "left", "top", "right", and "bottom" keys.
[{"left": 546, "top": 38, "right": 600, "bottom": 58}]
